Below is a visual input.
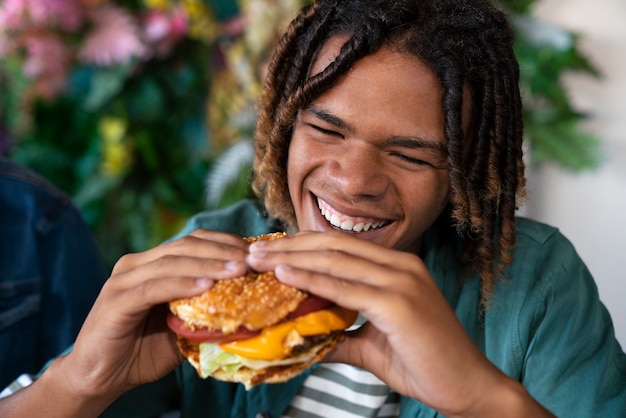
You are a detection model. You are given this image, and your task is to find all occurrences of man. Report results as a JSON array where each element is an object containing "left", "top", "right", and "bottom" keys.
[{"left": 1, "top": 0, "right": 624, "bottom": 417}]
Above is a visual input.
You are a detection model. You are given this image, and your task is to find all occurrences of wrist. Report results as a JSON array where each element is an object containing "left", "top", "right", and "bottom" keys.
[
  {"left": 38, "top": 355, "right": 117, "bottom": 417},
  {"left": 0, "top": 356, "right": 116, "bottom": 418},
  {"left": 451, "top": 374, "right": 555, "bottom": 418}
]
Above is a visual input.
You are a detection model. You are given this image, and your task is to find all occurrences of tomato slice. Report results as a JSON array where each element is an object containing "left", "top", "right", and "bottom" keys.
[
  {"left": 166, "top": 312, "right": 261, "bottom": 343},
  {"left": 287, "top": 294, "right": 334, "bottom": 320}
]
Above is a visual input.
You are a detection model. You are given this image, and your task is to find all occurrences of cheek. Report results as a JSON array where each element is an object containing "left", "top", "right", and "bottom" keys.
[
  {"left": 428, "top": 173, "right": 450, "bottom": 207},
  {"left": 286, "top": 139, "right": 310, "bottom": 198},
  {"left": 402, "top": 172, "right": 450, "bottom": 215},
  {"left": 286, "top": 149, "right": 298, "bottom": 198},
  {"left": 430, "top": 172, "right": 450, "bottom": 201},
  {"left": 286, "top": 141, "right": 302, "bottom": 181},
  {"left": 287, "top": 140, "right": 305, "bottom": 172},
  {"left": 287, "top": 135, "right": 323, "bottom": 181}
]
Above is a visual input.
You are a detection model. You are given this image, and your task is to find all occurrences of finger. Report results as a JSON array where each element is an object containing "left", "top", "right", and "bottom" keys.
[
  {"left": 249, "top": 230, "right": 420, "bottom": 272},
  {"left": 275, "top": 265, "right": 412, "bottom": 319},
  {"left": 95, "top": 274, "right": 214, "bottom": 316},
  {"left": 112, "top": 230, "right": 250, "bottom": 275},
  {"left": 112, "top": 253, "right": 248, "bottom": 292},
  {"left": 247, "top": 244, "right": 422, "bottom": 290}
]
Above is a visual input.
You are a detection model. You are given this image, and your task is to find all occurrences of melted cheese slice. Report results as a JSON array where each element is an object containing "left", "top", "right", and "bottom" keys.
[{"left": 219, "top": 306, "right": 357, "bottom": 360}]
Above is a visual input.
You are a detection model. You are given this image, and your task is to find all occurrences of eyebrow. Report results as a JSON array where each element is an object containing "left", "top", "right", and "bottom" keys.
[
  {"left": 302, "top": 104, "right": 447, "bottom": 154},
  {"left": 303, "top": 104, "right": 353, "bottom": 132},
  {"left": 386, "top": 136, "right": 447, "bottom": 155}
]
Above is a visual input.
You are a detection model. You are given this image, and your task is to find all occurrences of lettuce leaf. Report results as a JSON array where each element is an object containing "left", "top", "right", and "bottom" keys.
[
  {"left": 197, "top": 340, "right": 329, "bottom": 378},
  {"left": 198, "top": 343, "right": 242, "bottom": 378}
]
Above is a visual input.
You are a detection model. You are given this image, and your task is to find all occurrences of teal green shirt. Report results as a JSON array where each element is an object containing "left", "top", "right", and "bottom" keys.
[{"left": 101, "top": 200, "right": 626, "bottom": 417}]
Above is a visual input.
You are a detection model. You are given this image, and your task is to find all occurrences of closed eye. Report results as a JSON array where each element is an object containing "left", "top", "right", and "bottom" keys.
[
  {"left": 306, "top": 123, "right": 344, "bottom": 138},
  {"left": 390, "top": 152, "right": 434, "bottom": 167}
]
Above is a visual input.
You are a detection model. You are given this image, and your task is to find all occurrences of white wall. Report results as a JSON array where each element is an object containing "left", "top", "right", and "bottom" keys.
[{"left": 525, "top": 0, "right": 626, "bottom": 347}]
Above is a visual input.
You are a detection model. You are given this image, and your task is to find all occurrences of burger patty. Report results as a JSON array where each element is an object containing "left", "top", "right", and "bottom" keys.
[{"left": 290, "top": 332, "right": 343, "bottom": 356}]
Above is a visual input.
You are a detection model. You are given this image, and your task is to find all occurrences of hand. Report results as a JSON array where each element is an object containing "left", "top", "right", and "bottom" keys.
[
  {"left": 246, "top": 231, "right": 553, "bottom": 417},
  {"left": 56, "top": 230, "right": 250, "bottom": 406}
]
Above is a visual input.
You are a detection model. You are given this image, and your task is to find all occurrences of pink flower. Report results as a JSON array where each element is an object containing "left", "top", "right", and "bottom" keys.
[
  {"left": 23, "top": 32, "right": 73, "bottom": 99},
  {"left": 0, "top": 0, "right": 25, "bottom": 30},
  {"left": 79, "top": 4, "right": 150, "bottom": 66},
  {"left": 0, "top": 0, "right": 85, "bottom": 32},
  {"left": 32, "top": 0, "right": 85, "bottom": 31},
  {"left": 143, "top": 12, "right": 170, "bottom": 44},
  {"left": 141, "top": 7, "right": 188, "bottom": 57},
  {"left": 168, "top": 8, "right": 188, "bottom": 38}
]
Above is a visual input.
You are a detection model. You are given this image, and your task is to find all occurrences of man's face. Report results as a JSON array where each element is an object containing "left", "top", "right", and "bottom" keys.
[{"left": 287, "top": 38, "right": 451, "bottom": 254}]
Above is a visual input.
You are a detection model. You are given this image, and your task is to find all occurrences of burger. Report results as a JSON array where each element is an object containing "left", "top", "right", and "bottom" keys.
[{"left": 166, "top": 232, "right": 358, "bottom": 389}]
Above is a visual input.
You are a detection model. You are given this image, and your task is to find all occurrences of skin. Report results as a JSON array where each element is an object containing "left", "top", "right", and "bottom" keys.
[
  {"left": 287, "top": 37, "right": 450, "bottom": 255},
  {"left": 0, "top": 39, "right": 554, "bottom": 418}
]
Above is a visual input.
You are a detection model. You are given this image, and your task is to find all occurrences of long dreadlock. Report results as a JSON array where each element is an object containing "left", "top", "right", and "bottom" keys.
[{"left": 252, "top": 0, "right": 526, "bottom": 305}]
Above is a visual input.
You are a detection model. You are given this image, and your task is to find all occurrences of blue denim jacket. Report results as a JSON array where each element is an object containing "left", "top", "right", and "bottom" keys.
[{"left": 0, "top": 157, "right": 107, "bottom": 388}]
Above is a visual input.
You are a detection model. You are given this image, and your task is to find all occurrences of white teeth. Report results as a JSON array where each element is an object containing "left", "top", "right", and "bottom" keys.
[
  {"left": 340, "top": 220, "right": 354, "bottom": 230},
  {"left": 317, "top": 198, "right": 387, "bottom": 233}
]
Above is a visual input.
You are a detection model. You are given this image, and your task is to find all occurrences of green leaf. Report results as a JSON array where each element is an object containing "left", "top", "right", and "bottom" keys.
[
  {"left": 510, "top": 10, "right": 603, "bottom": 171},
  {"left": 526, "top": 119, "right": 603, "bottom": 170},
  {"left": 73, "top": 173, "right": 121, "bottom": 208},
  {"left": 84, "top": 62, "right": 134, "bottom": 111}
]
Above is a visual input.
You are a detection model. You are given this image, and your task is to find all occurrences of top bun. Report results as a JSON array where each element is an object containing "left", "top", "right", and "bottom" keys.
[{"left": 169, "top": 232, "right": 308, "bottom": 334}]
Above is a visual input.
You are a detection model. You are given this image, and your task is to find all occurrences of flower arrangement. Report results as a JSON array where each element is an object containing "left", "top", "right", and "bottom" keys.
[
  {"left": 1, "top": 0, "right": 215, "bottom": 122},
  {"left": 0, "top": 0, "right": 239, "bottom": 267}
]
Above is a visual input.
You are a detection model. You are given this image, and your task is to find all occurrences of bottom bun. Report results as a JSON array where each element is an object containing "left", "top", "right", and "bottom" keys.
[{"left": 177, "top": 333, "right": 343, "bottom": 390}]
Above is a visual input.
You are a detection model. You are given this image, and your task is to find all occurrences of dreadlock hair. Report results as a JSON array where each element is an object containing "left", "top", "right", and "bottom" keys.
[{"left": 252, "top": 0, "right": 526, "bottom": 305}]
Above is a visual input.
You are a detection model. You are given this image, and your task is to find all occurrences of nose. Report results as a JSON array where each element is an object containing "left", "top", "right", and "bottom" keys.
[{"left": 326, "top": 143, "right": 389, "bottom": 199}]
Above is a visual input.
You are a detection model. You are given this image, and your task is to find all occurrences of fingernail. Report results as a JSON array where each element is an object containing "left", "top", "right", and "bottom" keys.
[
  {"left": 251, "top": 250, "right": 268, "bottom": 259},
  {"left": 195, "top": 277, "right": 211, "bottom": 288},
  {"left": 274, "top": 265, "right": 293, "bottom": 284},
  {"left": 224, "top": 260, "right": 241, "bottom": 270},
  {"left": 275, "top": 264, "right": 292, "bottom": 274},
  {"left": 249, "top": 241, "right": 267, "bottom": 251}
]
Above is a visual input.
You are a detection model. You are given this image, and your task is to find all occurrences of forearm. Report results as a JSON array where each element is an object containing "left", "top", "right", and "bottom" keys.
[{"left": 0, "top": 356, "right": 117, "bottom": 418}]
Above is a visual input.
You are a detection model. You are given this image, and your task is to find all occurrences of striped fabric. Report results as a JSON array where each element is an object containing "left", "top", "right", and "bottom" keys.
[
  {"left": 0, "top": 374, "right": 34, "bottom": 399},
  {"left": 281, "top": 363, "right": 400, "bottom": 418}
]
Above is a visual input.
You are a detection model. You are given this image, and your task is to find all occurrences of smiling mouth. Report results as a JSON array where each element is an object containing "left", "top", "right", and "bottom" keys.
[{"left": 317, "top": 197, "right": 391, "bottom": 233}]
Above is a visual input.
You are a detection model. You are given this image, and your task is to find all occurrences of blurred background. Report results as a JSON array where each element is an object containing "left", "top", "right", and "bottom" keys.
[
  {"left": 0, "top": 0, "right": 623, "bottom": 345},
  {"left": 526, "top": 0, "right": 626, "bottom": 347}
]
